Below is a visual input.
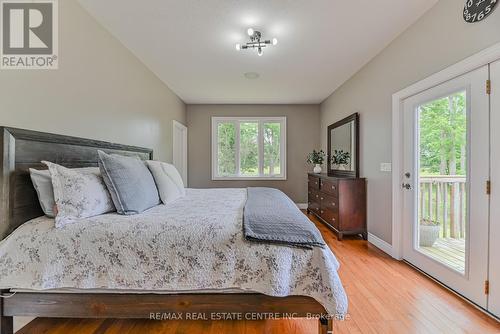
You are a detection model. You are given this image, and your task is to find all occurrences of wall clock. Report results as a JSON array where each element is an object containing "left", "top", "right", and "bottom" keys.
[{"left": 463, "top": 0, "right": 498, "bottom": 23}]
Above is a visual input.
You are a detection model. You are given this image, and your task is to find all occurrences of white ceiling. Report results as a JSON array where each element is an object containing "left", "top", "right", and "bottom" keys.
[{"left": 79, "top": 0, "right": 437, "bottom": 104}]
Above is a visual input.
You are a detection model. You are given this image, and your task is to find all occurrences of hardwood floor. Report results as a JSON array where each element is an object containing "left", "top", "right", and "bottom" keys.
[{"left": 18, "top": 213, "right": 500, "bottom": 334}]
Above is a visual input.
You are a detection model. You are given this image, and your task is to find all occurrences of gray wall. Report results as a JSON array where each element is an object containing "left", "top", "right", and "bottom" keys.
[
  {"left": 0, "top": 0, "right": 186, "bottom": 163},
  {"left": 187, "top": 104, "right": 320, "bottom": 203},
  {"left": 320, "top": 0, "right": 500, "bottom": 244}
]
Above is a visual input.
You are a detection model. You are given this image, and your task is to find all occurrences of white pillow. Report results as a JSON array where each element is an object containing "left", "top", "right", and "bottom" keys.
[
  {"left": 29, "top": 166, "right": 105, "bottom": 218},
  {"left": 29, "top": 169, "right": 56, "bottom": 217},
  {"left": 42, "top": 161, "right": 115, "bottom": 228},
  {"left": 146, "top": 161, "right": 185, "bottom": 204}
]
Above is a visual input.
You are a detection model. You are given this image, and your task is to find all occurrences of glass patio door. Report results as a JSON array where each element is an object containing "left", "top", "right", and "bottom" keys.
[{"left": 402, "top": 65, "right": 490, "bottom": 308}]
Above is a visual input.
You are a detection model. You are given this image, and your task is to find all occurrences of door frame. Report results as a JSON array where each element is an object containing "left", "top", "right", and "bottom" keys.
[
  {"left": 401, "top": 67, "right": 490, "bottom": 308},
  {"left": 391, "top": 42, "right": 500, "bottom": 260},
  {"left": 173, "top": 120, "right": 188, "bottom": 186},
  {"left": 489, "top": 60, "right": 500, "bottom": 318}
]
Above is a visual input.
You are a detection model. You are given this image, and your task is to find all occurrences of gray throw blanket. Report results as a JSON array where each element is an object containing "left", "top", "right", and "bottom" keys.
[{"left": 243, "top": 187, "right": 325, "bottom": 249}]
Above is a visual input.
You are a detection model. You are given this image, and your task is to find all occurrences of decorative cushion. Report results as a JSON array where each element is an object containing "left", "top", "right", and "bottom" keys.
[
  {"left": 42, "top": 161, "right": 115, "bottom": 228},
  {"left": 97, "top": 150, "right": 160, "bottom": 215},
  {"left": 29, "top": 167, "right": 106, "bottom": 218},
  {"left": 146, "top": 161, "right": 186, "bottom": 204},
  {"left": 29, "top": 169, "right": 56, "bottom": 218}
]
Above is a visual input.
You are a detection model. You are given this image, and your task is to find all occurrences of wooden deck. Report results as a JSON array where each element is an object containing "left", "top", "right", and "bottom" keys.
[{"left": 419, "top": 238, "right": 466, "bottom": 273}]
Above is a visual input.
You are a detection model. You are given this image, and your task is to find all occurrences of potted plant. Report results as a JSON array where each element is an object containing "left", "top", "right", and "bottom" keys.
[
  {"left": 419, "top": 218, "right": 440, "bottom": 247},
  {"left": 331, "top": 150, "right": 350, "bottom": 170},
  {"left": 307, "top": 150, "right": 326, "bottom": 173}
]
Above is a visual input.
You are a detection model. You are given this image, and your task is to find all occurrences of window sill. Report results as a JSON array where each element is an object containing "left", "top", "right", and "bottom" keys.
[{"left": 212, "top": 176, "right": 287, "bottom": 181}]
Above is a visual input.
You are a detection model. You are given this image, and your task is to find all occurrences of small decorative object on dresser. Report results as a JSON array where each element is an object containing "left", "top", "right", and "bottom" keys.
[
  {"left": 307, "top": 173, "right": 367, "bottom": 240},
  {"left": 331, "top": 150, "right": 350, "bottom": 171},
  {"left": 306, "top": 149, "right": 326, "bottom": 174}
]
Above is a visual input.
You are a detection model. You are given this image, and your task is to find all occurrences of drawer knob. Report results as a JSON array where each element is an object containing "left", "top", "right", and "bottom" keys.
[
  {"left": 332, "top": 217, "right": 336, "bottom": 222},
  {"left": 332, "top": 202, "right": 336, "bottom": 206},
  {"left": 316, "top": 195, "right": 319, "bottom": 198},
  {"left": 321, "top": 210, "right": 324, "bottom": 214},
  {"left": 332, "top": 185, "right": 335, "bottom": 189},
  {"left": 320, "top": 197, "right": 324, "bottom": 200}
]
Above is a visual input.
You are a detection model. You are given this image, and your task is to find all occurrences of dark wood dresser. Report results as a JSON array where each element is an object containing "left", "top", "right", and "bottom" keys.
[{"left": 307, "top": 173, "right": 367, "bottom": 240}]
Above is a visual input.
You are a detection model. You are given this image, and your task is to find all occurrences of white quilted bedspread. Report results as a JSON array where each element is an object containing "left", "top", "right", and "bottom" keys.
[{"left": 0, "top": 188, "right": 347, "bottom": 316}]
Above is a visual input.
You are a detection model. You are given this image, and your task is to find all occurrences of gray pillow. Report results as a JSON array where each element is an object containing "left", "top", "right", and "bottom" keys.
[{"left": 97, "top": 150, "right": 160, "bottom": 215}]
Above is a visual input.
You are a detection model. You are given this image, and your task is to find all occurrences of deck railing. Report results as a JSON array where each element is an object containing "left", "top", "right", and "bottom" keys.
[{"left": 419, "top": 175, "right": 467, "bottom": 239}]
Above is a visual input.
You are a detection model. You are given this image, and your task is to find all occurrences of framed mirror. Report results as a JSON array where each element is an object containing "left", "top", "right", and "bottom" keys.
[{"left": 327, "top": 113, "right": 359, "bottom": 178}]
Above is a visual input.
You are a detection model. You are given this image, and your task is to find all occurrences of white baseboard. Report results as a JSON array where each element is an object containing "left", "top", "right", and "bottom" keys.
[
  {"left": 14, "top": 316, "right": 35, "bottom": 332},
  {"left": 296, "top": 203, "right": 308, "bottom": 209},
  {"left": 368, "top": 233, "right": 396, "bottom": 258}
]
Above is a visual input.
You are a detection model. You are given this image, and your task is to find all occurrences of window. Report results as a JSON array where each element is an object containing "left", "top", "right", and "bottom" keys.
[{"left": 212, "top": 117, "right": 286, "bottom": 180}]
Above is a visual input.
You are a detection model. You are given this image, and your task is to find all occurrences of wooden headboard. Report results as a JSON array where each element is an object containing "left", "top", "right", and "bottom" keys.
[{"left": 0, "top": 127, "right": 153, "bottom": 239}]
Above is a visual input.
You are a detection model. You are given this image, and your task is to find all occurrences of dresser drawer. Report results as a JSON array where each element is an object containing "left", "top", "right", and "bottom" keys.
[
  {"left": 309, "top": 204, "right": 321, "bottom": 215},
  {"left": 308, "top": 187, "right": 321, "bottom": 201},
  {"left": 308, "top": 203, "right": 320, "bottom": 215},
  {"left": 320, "top": 178, "right": 338, "bottom": 197},
  {"left": 320, "top": 209, "right": 339, "bottom": 230},
  {"left": 310, "top": 190, "right": 321, "bottom": 203},
  {"left": 308, "top": 175, "right": 320, "bottom": 190},
  {"left": 308, "top": 189, "right": 320, "bottom": 213},
  {"left": 321, "top": 194, "right": 338, "bottom": 213}
]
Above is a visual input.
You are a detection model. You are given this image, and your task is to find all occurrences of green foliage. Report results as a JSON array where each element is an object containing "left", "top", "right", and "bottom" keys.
[
  {"left": 307, "top": 150, "right": 326, "bottom": 165},
  {"left": 239, "top": 122, "right": 258, "bottom": 175},
  {"left": 331, "top": 150, "right": 350, "bottom": 165},
  {"left": 217, "top": 121, "right": 282, "bottom": 176},
  {"left": 217, "top": 123, "right": 236, "bottom": 176},
  {"left": 419, "top": 91, "right": 466, "bottom": 176},
  {"left": 263, "top": 123, "right": 281, "bottom": 175}
]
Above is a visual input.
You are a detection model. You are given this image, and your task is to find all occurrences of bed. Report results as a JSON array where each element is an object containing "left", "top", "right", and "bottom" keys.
[{"left": 0, "top": 127, "right": 346, "bottom": 334}]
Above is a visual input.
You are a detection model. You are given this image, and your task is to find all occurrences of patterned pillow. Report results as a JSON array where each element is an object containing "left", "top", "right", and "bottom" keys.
[
  {"left": 42, "top": 161, "right": 115, "bottom": 228},
  {"left": 29, "top": 167, "right": 106, "bottom": 218}
]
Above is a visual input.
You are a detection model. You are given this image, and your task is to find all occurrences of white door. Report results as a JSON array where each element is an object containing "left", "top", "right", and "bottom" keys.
[
  {"left": 173, "top": 120, "right": 188, "bottom": 185},
  {"left": 489, "top": 60, "right": 500, "bottom": 317},
  {"left": 402, "top": 65, "right": 490, "bottom": 307}
]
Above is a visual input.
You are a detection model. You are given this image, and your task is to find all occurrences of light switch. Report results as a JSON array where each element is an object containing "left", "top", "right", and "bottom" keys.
[{"left": 380, "top": 163, "right": 392, "bottom": 172}]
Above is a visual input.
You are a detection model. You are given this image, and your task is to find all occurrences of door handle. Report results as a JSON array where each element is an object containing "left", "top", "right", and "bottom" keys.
[{"left": 402, "top": 183, "right": 412, "bottom": 190}]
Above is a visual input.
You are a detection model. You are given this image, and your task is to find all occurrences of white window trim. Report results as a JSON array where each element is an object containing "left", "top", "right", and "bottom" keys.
[{"left": 211, "top": 116, "right": 287, "bottom": 181}]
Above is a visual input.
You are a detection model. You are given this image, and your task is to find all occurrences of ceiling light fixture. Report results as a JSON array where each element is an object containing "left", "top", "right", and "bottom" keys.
[{"left": 235, "top": 28, "right": 277, "bottom": 57}]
